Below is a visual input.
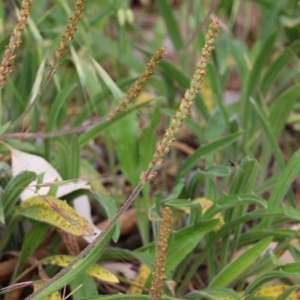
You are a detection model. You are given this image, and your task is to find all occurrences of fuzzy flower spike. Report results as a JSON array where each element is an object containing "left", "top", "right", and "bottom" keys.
[
  {"left": 141, "top": 18, "right": 219, "bottom": 183},
  {"left": 0, "top": 0, "right": 33, "bottom": 89},
  {"left": 47, "top": 0, "right": 86, "bottom": 78}
]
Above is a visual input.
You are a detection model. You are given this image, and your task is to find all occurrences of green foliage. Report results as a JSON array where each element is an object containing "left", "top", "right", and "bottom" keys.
[{"left": 1, "top": 1, "right": 300, "bottom": 300}]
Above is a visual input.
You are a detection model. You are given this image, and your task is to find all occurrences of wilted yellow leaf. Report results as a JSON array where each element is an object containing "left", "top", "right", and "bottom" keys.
[
  {"left": 200, "top": 77, "right": 214, "bottom": 113},
  {"left": 42, "top": 255, "right": 119, "bottom": 283},
  {"left": 135, "top": 91, "right": 156, "bottom": 104},
  {"left": 252, "top": 285, "right": 299, "bottom": 299},
  {"left": 127, "top": 264, "right": 151, "bottom": 294},
  {"left": 15, "top": 196, "right": 94, "bottom": 236},
  {"left": 179, "top": 197, "right": 224, "bottom": 231}
]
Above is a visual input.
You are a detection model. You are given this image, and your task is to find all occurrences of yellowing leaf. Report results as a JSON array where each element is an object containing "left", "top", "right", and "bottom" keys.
[
  {"left": 200, "top": 77, "right": 214, "bottom": 112},
  {"left": 180, "top": 197, "right": 224, "bottom": 231},
  {"left": 15, "top": 196, "right": 94, "bottom": 236},
  {"left": 135, "top": 91, "right": 156, "bottom": 105},
  {"left": 127, "top": 264, "right": 151, "bottom": 294},
  {"left": 253, "top": 285, "right": 297, "bottom": 298},
  {"left": 34, "top": 281, "right": 61, "bottom": 300},
  {"left": 42, "top": 255, "right": 119, "bottom": 283},
  {"left": 6, "top": 144, "right": 101, "bottom": 243}
]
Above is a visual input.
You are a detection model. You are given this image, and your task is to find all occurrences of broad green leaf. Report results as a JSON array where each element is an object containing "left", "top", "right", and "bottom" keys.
[
  {"left": 109, "top": 110, "right": 140, "bottom": 185},
  {"left": 15, "top": 196, "right": 94, "bottom": 236},
  {"left": 177, "top": 132, "right": 242, "bottom": 179},
  {"left": 69, "top": 273, "right": 98, "bottom": 300},
  {"left": 209, "top": 237, "right": 272, "bottom": 287},
  {"left": 166, "top": 219, "right": 218, "bottom": 272},
  {"left": 185, "top": 287, "right": 242, "bottom": 300},
  {"left": 78, "top": 100, "right": 153, "bottom": 148},
  {"left": 93, "top": 52, "right": 159, "bottom": 182},
  {"left": 42, "top": 255, "right": 118, "bottom": 283}
]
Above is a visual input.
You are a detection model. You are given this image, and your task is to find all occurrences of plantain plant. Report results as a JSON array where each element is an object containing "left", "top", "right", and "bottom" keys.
[{"left": 1, "top": 1, "right": 300, "bottom": 300}]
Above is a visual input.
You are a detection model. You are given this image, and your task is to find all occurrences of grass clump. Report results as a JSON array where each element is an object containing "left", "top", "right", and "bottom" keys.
[{"left": 0, "top": 1, "right": 300, "bottom": 300}]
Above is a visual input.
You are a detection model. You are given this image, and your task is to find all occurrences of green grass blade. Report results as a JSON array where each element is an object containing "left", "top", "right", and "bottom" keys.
[
  {"left": 78, "top": 100, "right": 155, "bottom": 147},
  {"left": 68, "top": 136, "right": 80, "bottom": 180},
  {"left": 176, "top": 207, "right": 286, "bottom": 294},
  {"left": 229, "top": 38, "right": 249, "bottom": 82},
  {"left": 269, "top": 85, "right": 300, "bottom": 137},
  {"left": 82, "top": 295, "right": 184, "bottom": 300},
  {"left": 229, "top": 156, "right": 259, "bottom": 194},
  {"left": 268, "top": 148, "right": 300, "bottom": 207},
  {"left": 185, "top": 287, "right": 242, "bottom": 300},
  {"left": 261, "top": 39, "right": 300, "bottom": 96},
  {"left": 177, "top": 132, "right": 242, "bottom": 179},
  {"left": 94, "top": 192, "right": 120, "bottom": 243},
  {"left": 242, "top": 32, "right": 277, "bottom": 137},
  {"left": 28, "top": 226, "right": 115, "bottom": 300},
  {"left": 3, "top": 171, "right": 37, "bottom": 216},
  {"left": 204, "top": 194, "right": 267, "bottom": 219},
  {"left": 166, "top": 219, "right": 218, "bottom": 273},
  {"left": 13, "top": 221, "right": 49, "bottom": 279},
  {"left": 277, "top": 285, "right": 300, "bottom": 300},
  {"left": 157, "top": 0, "right": 183, "bottom": 51},
  {"left": 250, "top": 98, "right": 285, "bottom": 168},
  {"left": 44, "top": 84, "right": 77, "bottom": 161},
  {"left": 245, "top": 262, "right": 300, "bottom": 296},
  {"left": 69, "top": 274, "right": 98, "bottom": 300},
  {"left": 209, "top": 237, "right": 272, "bottom": 287}
]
